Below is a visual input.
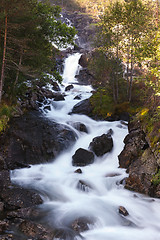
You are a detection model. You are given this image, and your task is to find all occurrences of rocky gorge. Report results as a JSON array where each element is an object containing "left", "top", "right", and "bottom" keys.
[{"left": 0, "top": 8, "right": 160, "bottom": 240}]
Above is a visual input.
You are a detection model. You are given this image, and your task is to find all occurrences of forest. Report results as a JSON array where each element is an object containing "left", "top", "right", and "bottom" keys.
[{"left": 0, "top": 0, "right": 160, "bottom": 239}]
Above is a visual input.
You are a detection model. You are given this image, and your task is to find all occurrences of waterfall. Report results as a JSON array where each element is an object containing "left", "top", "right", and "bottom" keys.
[{"left": 11, "top": 53, "right": 160, "bottom": 240}]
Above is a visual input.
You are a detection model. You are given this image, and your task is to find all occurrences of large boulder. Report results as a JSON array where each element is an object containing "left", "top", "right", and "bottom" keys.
[
  {"left": 0, "top": 111, "right": 77, "bottom": 169},
  {"left": 89, "top": 133, "right": 113, "bottom": 157},
  {"left": 71, "top": 99, "right": 93, "bottom": 116},
  {"left": 65, "top": 84, "right": 74, "bottom": 91},
  {"left": 72, "top": 148, "right": 94, "bottom": 167},
  {"left": 75, "top": 69, "right": 95, "bottom": 86}
]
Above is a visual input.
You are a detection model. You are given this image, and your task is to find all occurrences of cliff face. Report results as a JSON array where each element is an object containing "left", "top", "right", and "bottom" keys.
[{"left": 118, "top": 119, "right": 160, "bottom": 198}]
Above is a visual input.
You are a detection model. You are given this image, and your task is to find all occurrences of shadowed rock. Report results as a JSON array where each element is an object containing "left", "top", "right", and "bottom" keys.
[
  {"left": 71, "top": 99, "right": 93, "bottom": 116},
  {"left": 65, "top": 84, "right": 74, "bottom": 91},
  {"left": 89, "top": 133, "right": 113, "bottom": 157},
  {"left": 0, "top": 111, "right": 77, "bottom": 169},
  {"left": 72, "top": 148, "right": 94, "bottom": 167}
]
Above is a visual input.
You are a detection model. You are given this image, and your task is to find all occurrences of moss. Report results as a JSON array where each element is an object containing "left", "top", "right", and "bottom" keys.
[
  {"left": 152, "top": 169, "right": 160, "bottom": 186},
  {"left": 0, "top": 103, "right": 14, "bottom": 134}
]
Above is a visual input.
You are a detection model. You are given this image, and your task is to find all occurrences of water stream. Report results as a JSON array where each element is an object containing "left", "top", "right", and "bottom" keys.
[{"left": 11, "top": 53, "right": 160, "bottom": 240}]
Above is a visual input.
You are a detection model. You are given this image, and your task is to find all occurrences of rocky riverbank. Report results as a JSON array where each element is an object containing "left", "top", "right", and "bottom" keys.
[{"left": 118, "top": 119, "right": 160, "bottom": 198}]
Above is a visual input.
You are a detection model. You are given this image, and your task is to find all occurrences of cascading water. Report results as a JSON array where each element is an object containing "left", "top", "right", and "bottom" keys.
[{"left": 11, "top": 53, "right": 160, "bottom": 240}]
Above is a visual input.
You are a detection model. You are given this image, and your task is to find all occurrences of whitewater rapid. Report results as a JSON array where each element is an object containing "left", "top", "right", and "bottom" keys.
[{"left": 11, "top": 53, "right": 160, "bottom": 240}]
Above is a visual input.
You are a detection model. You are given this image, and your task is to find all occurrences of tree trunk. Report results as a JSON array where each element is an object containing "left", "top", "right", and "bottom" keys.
[
  {"left": 126, "top": 45, "right": 130, "bottom": 97},
  {"left": 0, "top": 12, "right": 7, "bottom": 103},
  {"left": 156, "top": 0, "right": 159, "bottom": 28},
  {"left": 14, "top": 51, "right": 23, "bottom": 88},
  {"left": 128, "top": 37, "right": 134, "bottom": 102}
]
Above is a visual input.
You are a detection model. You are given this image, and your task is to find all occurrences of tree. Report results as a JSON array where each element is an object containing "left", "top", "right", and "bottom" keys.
[
  {"left": 0, "top": 0, "right": 76, "bottom": 102},
  {"left": 95, "top": 0, "right": 155, "bottom": 102}
]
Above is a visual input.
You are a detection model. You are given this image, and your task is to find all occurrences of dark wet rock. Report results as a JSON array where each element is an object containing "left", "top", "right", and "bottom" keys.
[
  {"left": 0, "top": 234, "right": 13, "bottom": 240},
  {"left": 74, "top": 94, "right": 82, "bottom": 100},
  {"left": 19, "top": 220, "right": 54, "bottom": 240},
  {"left": 44, "top": 105, "right": 51, "bottom": 111},
  {"left": 0, "top": 220, "right": 9, "bottom": 233},
  {"left": 0, "top": 156, "right": 5, "bottom": 170},
  {"left": 72, "top": 122, "right": 88, "bottom": 133},
  {"left": 119, "top": 206, "right": 129, "bottom": 216},
  {"left": 0, "top": 111, "right": 77, "bottom": 168},
  {"left": 54, "top": 94, "right": 65, "bottom": 101},
  {"left": 89, "top": 133, "right": 113, "bottom": 157},
  {"left": 65, "top": 84, "right": 74, "bottom": 91},
  {"left": 0, "top": 202, "right": 4, "bottom": 212},
  {"left": 71, "top": 99, "right": 93, "bottom": 116},
  {"left": 0, "top": 171, "right": 11, "bottom": 189},
  {"left": 77, "top": 180, "right": 92, "bottom": 192},
  {"left": 52, "top": 81, "right": 61, "bottom": 91},
  {"left": 53, "top": 228, "right": 79, "bottom": 240},
  {"left": 74, "top": 169, "right": 82, "bottom": 174},
  {"left": 79, "top": 54, "right": 88, "bottom": 68},
  {"left": 1, "top": 187, "right": 42, "bottom": 211},
  {"left": 105, "top": 173, "right": 121, "bottom": 178},
  {"left": 41, "top": 88, "right": 56, "bottom": 99},
  {"left": 72, "top": 148, "right": 94, "bottom": 167},
  {"left": 76, "top": 69, "right": 94, "bottom": 85},
  {"left": 107, "top": 128, "right": 114, "bottom": 136},
  {"left": 7, "top": 207, "right": 41, "bottom": 220},
  {"left": 71, "top": 217, "right": 93, "bottom": 233}
]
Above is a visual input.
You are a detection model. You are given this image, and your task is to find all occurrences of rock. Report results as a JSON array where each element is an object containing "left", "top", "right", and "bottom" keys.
[
  {"left": 19, "top": 220, "right": 54, "bottom": 240},
  {"left": 0, "top": 171, "right": 11, "bottom": 190},
  {"left": 74, "top": 169, "right": 82, "bottom": 174},
  {"left": 76, "top": 69, "right": 94, "bottom": 85},
  {"left": 7, "top": 207, "right": 41, "bottom": 220},
  {"left": 72, "top": 148, "right": 94, "bottom": 167},
  {"left": 0, "top": 156, "right": 5, "bottom": 170},
  {"left": 119, "top": 129, "right": 150, "bottom": 169},
  {"left": 119, "top": 206, "right": 129, "bottom": 216},
  {"left": 53, "top": 228, "right": 78, "bottom": 240},
  {"left": 0, "top": 234, "right": 13, "bottom": 239},
  {"left": 65, "top": 84, "right": 74, "bottom": 91},
  {"left": 72, "top": 122, "right": 88, "bottom": 133},
  {"left": 71, "top": 99, "right": 93, "bottom": 116},
  {"left": 0, "top": 202, "right": 4, "bottom": 212},
  {"left": 0, "top": 111, "right": 77, "bottom": 168},
  {"left": 41, "top": 88, "right": 56, "bottom": 99},
  {"left": 52, "top": 81, "right": 61, "bottom": 91},
  {"left": 44, "top": 105, "right": 51, "bottom": 111},
  {"left": 54, "top": 94, "right": 65, "bottom": 101},
  {"left": 77, "top": 180, "right": 92, "bottom": 192},
  {"left": 71, "top": 217, "right": 93, "bottom": 233},
  {"left": 0, "top": 220, "right": 9, "bottom": 233},
  {"left": 118, "top": 123, "right": 158, "bottom": 196},
  {"left": 74, "top": 94, "right": 82, "bottom": 100},
  {"left": 1, "top": 187, "right": 42, "bottom": 211},
  {"left": 79, "top": 54, "right": 88, "bottom": 68},
  {"left": 89, "top": 133, "right": 113, "bottom": 157}
]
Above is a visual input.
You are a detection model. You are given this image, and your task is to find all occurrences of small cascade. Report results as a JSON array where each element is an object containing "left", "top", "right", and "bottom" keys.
[{"left": 11, "top": 53, "right": 160, "bottom": 240}]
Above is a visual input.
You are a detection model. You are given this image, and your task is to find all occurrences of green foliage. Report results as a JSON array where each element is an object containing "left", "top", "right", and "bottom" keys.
[
  {"left": 0, "top": 0, "right": 76, "bottom": 102},
  {"left": 152, "top": 169, "right": 160, "bottom": 186},
  {"left": 90, "top": 88, "right": 114, "bottom": 118},
  {"left": 0, "top": 104, "right": 14, "bottom": 133}
]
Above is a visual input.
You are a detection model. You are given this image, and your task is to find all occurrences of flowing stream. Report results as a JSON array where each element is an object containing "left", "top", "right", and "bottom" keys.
[{"left": 11, "top": 53, "right": 160, "bottom": 240}]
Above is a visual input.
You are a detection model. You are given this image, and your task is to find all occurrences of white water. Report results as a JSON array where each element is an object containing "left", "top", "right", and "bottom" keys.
[{"left": 11, "top": 53, "right": 160, "bottom": 240}]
